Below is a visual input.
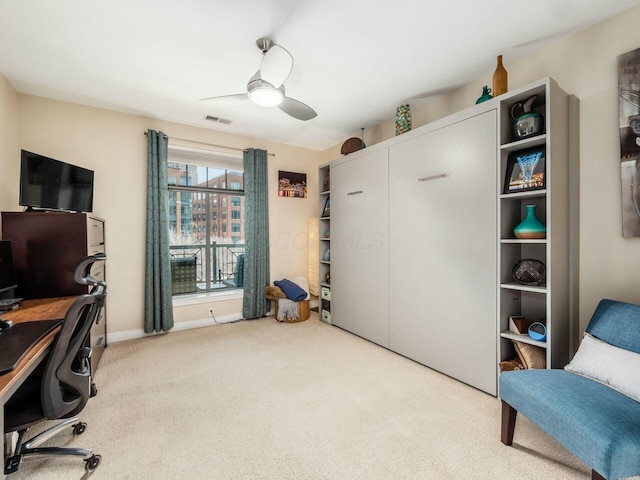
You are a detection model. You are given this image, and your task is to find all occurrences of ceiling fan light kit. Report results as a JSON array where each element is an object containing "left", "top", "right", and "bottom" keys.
[{"left": 248, "top": 78, "right": 284, "bottom": 107}]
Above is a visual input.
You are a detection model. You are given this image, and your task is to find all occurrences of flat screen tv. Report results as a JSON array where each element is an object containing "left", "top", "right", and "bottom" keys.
[{"left": 19, "top": 150, "right": 94, "bottom": 213}]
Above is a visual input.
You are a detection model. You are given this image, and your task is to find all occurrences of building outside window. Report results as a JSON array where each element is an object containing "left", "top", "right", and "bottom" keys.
[{"left": 167, "top": 147, "right": 245, "bottom": 294}]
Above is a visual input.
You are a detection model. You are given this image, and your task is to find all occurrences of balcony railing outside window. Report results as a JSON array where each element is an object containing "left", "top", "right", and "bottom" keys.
[
  {"left": 167, "top": 161, "right": 245, "bottom": 296},
  {"left": 170, "top": 243, "right": 245, "bottom": 294}
]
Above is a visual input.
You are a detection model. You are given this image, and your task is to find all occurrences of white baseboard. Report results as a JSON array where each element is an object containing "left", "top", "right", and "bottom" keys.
[{"left": 108, "top": 312, "right": 246, "bottom": 343}]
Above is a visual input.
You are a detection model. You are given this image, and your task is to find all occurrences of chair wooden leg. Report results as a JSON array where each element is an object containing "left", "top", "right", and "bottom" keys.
[
  {"left": 501, "top": 400, "right": 517, "bottom": 445},
  {"left": 592, "top": 470, "right": 605, "bottom": 480}
]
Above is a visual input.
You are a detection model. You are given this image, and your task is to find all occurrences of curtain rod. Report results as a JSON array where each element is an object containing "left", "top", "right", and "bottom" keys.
[{"left": 143, "top": 131, "right": 275, "bottom": 156}]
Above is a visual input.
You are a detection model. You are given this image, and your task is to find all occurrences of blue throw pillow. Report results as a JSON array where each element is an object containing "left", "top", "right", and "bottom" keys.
[{"left": 274, "top": 279, "right": 307, "bottom": 302}]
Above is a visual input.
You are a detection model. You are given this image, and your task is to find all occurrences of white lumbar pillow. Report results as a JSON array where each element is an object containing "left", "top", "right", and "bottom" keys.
[
  {"left": 291, "top": 276, "right": 310, "bottom": 300},
  {"left": 565, "top": 333, "right": 640, "bottom": 402}
]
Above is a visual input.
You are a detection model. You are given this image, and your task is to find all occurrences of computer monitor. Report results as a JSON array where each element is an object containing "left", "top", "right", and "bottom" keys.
[{"left": 0, "top": 240, "right": 18, "bottom": 295}]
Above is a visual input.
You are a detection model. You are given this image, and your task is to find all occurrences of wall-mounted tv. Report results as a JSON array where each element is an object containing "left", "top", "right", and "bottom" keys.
[{"left": 19, "top": 150, "right": 94, "bottom": 213}]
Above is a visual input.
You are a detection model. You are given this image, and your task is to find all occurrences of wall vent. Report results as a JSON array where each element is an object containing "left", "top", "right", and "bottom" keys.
[{"left": 204, "top": 115, "right": 231, "bottom": 125}]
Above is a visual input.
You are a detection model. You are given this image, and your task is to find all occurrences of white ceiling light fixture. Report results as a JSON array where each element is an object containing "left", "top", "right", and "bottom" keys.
[{"left": 247, "top": 73, "right": 284, "bottom": 107}]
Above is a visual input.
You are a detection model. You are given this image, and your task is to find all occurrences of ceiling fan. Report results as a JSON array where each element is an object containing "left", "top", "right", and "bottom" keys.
[{"left": 201, "top": 38, "right": 317, "bottom": 121}]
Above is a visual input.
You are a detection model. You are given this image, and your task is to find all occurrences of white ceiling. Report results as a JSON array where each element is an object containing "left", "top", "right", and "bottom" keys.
[{"left": 1, "top": 0, "right": 639, "bottom": 151}]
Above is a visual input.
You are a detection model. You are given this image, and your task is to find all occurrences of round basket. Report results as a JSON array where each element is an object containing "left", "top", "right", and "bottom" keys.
[
  {"left": 275, "top": 299, "right": 310, "bottom": 323},
  {"left": 512, "top": 259, "right": 546, "bottom": 286}
]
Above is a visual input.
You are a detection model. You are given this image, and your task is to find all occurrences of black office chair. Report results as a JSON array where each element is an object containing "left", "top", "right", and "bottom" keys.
[{"left": 3, "top": 254, "right": 106, "bottom": 474}]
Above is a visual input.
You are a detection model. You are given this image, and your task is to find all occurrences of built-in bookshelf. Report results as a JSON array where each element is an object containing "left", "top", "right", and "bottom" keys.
[
  {"left": 319, "top": 163, "right": 331, "bottom": 324},
  {"left": 497, "top": 78, "right": 572, "bottom": 377}
]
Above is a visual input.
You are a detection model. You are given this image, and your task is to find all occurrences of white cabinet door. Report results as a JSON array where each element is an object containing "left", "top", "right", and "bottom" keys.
[
  {"left": 331, "top": 148, "right": 389, "bottom": 347},
  {"left": 388, "top": 111, "right": 497, "bottom": 394}
]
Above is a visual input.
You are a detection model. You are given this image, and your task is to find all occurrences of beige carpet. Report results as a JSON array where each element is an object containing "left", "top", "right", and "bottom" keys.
[{"left": 8, "top": 312, "right": 602, "bottom": 479}]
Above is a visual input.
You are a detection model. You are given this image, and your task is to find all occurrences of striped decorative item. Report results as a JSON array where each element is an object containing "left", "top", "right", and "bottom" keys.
[{"left": 395, "top": 104, "right": 412, "bottom": 135}]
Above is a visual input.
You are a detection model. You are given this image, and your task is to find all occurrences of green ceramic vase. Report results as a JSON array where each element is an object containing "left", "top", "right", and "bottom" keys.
[{"left": 514, "top": 205, "right": 546, "bottom": 239}]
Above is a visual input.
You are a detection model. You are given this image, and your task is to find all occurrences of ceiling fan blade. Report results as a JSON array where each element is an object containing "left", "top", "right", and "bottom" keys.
[
  {"left": 200, "top": 93, "right": 249, "bottom": 103},
  {"left": 260, "top": 44, "right": 293, "bottom": 88},
  {"left": 278, "top": 96, "right": 317, "bottom": 121}
]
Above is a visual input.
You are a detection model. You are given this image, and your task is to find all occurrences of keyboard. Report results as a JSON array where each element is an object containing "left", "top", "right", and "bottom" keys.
[{"left": 0, "top": 298, "right": 23, "bottom": 308}]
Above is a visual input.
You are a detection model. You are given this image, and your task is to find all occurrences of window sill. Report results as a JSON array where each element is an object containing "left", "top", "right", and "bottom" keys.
[{"left": 172, "top": 289, "right": 243, "bottom": 307}]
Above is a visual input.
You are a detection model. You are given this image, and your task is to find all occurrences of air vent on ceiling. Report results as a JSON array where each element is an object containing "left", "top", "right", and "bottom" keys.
[{"left": 204, "top": 115, "right": 231, "bottom": 125}]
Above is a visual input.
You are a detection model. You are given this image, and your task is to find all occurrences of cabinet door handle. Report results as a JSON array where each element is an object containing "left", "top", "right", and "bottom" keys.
[
  {"left": 347, "top": 190, "right": 363, "bottom": 195},
  {"left": 418, "top": 173, "right": 449, "bottom": 182}
]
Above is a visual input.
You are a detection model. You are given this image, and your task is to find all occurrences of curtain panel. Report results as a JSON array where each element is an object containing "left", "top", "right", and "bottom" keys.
[
  {"left": 242, "top": 148, "right": 271, "bottom": 319},
  {"left": 144, "top": 129, "right": 174, "bottom": 333}
]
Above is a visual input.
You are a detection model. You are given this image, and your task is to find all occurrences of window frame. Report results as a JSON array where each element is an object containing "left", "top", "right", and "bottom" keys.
[{"left": 167, "top": 145, "right": 245, "bottom": 296}]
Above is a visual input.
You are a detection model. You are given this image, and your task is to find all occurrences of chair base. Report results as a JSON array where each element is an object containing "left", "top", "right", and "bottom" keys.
[
  {"left": 501, "top": 400, "right": 607, "bottom": 480},
  {"left": 4, "top": 417, "right": 100, "bottom": 474}
]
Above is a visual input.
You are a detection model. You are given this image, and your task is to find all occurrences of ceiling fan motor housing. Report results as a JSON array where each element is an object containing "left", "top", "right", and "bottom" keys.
[{"left": 256, "top": 37, "right": 274, "bottom": 53}]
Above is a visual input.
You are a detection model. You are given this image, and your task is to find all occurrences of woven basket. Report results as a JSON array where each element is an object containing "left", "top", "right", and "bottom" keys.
[{"left": 275, "top": 299, "right": 310, "bottom": 323}]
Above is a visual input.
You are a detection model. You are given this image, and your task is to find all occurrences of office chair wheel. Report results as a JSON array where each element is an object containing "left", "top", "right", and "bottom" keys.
[
  {"left": 73, "top": 422, "right": 87, "bottom": 435},
  {"left": 85, "top": 454, "right": 101, "bottom": 472},
  {"left": 90, "top": 382, "right": 98, "bottom": 397}
]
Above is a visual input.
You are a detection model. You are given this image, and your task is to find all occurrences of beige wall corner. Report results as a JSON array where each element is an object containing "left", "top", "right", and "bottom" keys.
[{"left": 0, "top": 73, "right": 20, "bottom": 218}]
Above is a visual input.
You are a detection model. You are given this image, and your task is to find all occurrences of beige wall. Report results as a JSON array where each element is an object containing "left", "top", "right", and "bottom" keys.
[
  {"left": 0, "top": 74, "right": 19, "bottom": 212},
  {"left": 3, "top": 95, "right": 321, "bottom": 335},
  {"left": 322, "top": 6, "right": 640, "bottom": 337},
  {"left": 4, "top": 5, "right": 640, "bottom": 339}
]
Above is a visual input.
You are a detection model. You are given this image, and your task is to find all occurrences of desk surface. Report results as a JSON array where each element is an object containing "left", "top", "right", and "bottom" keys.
[{"left": 0, "top": 297, "right": 75, "bottom": 400}]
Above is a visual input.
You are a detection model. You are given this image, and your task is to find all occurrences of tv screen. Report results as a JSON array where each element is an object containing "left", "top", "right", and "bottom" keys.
[
  {"left": 0, "top": 240, "right": 17, "bottom": 294},
  {"left": 19, "top": 150, "right": 94, "bottom": 212}
]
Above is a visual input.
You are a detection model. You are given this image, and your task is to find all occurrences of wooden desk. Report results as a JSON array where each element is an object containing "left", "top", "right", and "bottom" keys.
[{"left": 0, "top": 297, "right": 75, "bottom": 478}]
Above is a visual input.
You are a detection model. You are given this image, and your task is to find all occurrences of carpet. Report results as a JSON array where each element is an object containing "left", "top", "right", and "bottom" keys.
[{"left": 7, "top": 312, "right": 608, "bottom": 479}]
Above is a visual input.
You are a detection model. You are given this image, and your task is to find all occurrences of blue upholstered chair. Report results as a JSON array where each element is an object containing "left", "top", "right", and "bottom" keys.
[{"left": 500, "top": 299, "right": 640, "bottom": 480}]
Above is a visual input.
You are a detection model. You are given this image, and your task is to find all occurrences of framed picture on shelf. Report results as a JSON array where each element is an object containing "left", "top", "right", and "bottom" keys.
[
  {"left": 322, "top": 197, "right": 331, "bottom": 217},
  {"left": 503, "top": 146, "right": 546, "bottom": 194}
]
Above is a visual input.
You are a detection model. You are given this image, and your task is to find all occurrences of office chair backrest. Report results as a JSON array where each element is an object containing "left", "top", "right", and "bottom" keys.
[
  {"left": 40, "top": 291, "right": 104, "bottom": 419},
  {"left": 73, "top": 252, "right": 106, "bottom": 289},
  {"left": 41, "top": 254, "right": 107, "bottom": 419}
]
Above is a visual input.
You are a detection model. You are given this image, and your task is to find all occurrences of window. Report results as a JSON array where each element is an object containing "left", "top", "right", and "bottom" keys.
[{"left": 167, "top": 149, "right": 245, "bottom": 294}]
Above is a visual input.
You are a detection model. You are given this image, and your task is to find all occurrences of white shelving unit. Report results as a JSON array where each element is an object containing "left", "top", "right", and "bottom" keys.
[
  {"left": 319, "top": 77, "right": 574, "bottom": 396},
  {"left": 497, "top": 78, "right": 572, "bottom": 373},
  {"left": 318, "top": 163, "right": 331, "bottom": 324}
]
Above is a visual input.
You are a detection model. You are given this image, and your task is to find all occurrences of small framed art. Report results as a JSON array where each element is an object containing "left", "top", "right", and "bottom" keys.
[
  {"left": 278, "top": 170, "right": 307, "bottom": 198},
  {"left": 322, "top": 197, "right": 331, "bottom": 217},
  {"left": 503, "top": 147, "right": 546, "bottom": 194}
]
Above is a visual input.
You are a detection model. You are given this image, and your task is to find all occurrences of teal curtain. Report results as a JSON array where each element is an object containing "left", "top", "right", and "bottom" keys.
[
  {"left": 144, "top": 130, "right": 174, "bottom": 332},
  {"left": 242, "top": 148, "right": 271, "bottom": 319}
]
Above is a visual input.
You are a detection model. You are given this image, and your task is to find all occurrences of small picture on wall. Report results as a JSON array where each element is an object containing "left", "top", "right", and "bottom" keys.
[
  {"left": 278, "top": 170, "right": 307, "bottom": 198},
  {"left": 503, "top": 147, "right": 546, "bottom": 194}
]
